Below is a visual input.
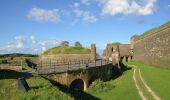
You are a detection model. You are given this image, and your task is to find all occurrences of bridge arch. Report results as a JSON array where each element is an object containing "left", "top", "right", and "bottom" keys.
[{"left": 70, "top": 78, "right": 86, "bottom": 91}]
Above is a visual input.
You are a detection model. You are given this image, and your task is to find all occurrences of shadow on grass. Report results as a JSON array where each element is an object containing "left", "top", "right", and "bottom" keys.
[
  {"left": 112, "top": 62, "right": 132, "bottom": 80},
  {"left": 49, "top": 79, "right": 100, "bottom": 100},
  {"left": 30, "top": 85, "right": 44, "bottom": 90},
  {"left": 40, "top": 63, "right": 132, "bottom": 100},
  {"left": 0, "top": 69, "right": 33, "bottom": 79}
]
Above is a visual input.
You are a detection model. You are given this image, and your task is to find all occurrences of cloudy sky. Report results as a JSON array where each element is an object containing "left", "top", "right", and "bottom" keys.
[{"left": 0, "top": 0, "right": 170, "bottom": 54}]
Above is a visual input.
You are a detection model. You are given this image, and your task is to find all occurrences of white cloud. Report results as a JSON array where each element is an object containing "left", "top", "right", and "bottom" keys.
[
  {"left": 0, "top": 35, "right": 65, "bottom": 54},
  {"left": 30, "top": 36, "right": 37, "bottom": 44},
  {"left": 27, "top": 7, "right": 60, "bottom": 22},
  {"left": 38, "top": 39, "right": 63, "bottom": 52},
  {"left": 81, "top": 0, "right": 91, "bottom": 5},
  {"left": 73, "top": 3, "right": 97, "bottom": 23},
  {"left": 101, "top": 0, "right": 157, "bottom": 16},
  {"left": 15, "top": 36, "right": 26, "bottom": 48}
]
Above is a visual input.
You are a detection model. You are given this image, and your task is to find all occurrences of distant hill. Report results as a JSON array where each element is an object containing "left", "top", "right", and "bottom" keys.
[
  {"left": 42, "top": 46, "right": 91, "bottom": 55},
  {"left": 0, "top": 53, "right": 38, "bottom": 58},
  {"left": 139, "top": 21, "right": 170, "bottom": 38}
]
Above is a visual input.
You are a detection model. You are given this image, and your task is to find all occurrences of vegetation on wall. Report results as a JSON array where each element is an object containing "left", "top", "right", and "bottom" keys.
[
  {"left": 131, "top": 21, "right": 170, "bottom": 39},
  {"left": 112, "top": 42, "right": 121, "bottom": 45}
]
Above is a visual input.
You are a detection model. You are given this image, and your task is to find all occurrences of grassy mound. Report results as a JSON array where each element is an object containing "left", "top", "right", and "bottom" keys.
[
  {"left": 42, "top": 46, "right": 91, "bottom": 55},
  {"left": 139, "top": 21, "right": 170, "bottom": 38},
  {"left": 0, "top": 70, "right": 72, "bottom": 100}
]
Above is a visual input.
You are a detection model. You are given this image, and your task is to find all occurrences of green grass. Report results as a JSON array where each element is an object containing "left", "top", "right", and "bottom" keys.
[
  {"left": 87, "top": 67, "right": 141, "bottom": 100},
  {"left": 138, "top": 21, "right": 170, "bottom": 38},
  {"left": 124, "top": 61, "right": 170, "bottom": 100},
  {"left": 42, "top": 46, "right": 91, "bottom": 55},
  {"left": 112, "top": 42, "right": 121, "bottom": 45},
  {"left": 0, "top": 70, "right": 72, "bottom": 100}
]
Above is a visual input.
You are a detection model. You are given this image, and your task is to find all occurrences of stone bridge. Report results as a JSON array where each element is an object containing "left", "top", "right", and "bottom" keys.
[{"left": 37, "top": 60, "right": 114, "bottom": 90}]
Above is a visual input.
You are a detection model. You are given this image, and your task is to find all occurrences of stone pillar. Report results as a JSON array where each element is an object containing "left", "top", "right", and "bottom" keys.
[
  {"left": 112, "top": 52, "right": 119, "bottom": 64},
  {"left": 91, "top": 44, "right": 96, "bottom": 61},
  {"left": 84, "top": 81, "right": 88, "bottom": 91},
  {"left": 106, "top": 44, "right": 113, "bottom": 60}
]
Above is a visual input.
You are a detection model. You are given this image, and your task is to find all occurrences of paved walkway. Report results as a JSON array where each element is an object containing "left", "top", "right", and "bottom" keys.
[{"left": 132, "top": 65, "right": 161, "bottom": 100}]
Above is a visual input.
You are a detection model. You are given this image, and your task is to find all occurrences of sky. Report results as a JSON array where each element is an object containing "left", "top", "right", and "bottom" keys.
[{"left": 0, "top": 0, "right": 170, "bottom": 54}]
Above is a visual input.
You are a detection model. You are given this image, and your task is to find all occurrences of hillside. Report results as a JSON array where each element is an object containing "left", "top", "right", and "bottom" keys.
[
  {"left": 139, "top": 21, "right": 170, "bottom": 38},
  {"left": 42, "top": 46, "right": 91, "bottom": 55}
]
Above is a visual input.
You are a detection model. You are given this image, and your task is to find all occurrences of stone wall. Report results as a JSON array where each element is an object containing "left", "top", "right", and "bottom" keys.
[
  {"left": 132, "top": 26, "right": 170, "bottom": 68},
  {"left": 44, "top": 63, "right": 113, "bottom": 90},
  {"left": 40, "top": 54, "right": 92, "bottom": 62},
  {"left": 104, "top": 44, "right": 132, "bottom": 59}
]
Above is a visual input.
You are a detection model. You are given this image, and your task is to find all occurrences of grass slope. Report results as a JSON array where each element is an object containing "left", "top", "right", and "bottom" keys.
[
  {"left": 139, "top": 21, "right": 170, "bottom": 38},
  {"left": 42, "top": 46, "right": 91, "bottom": 55},
  {"left": 0, "top": 70, "right": 72, "bottom": 100},
  {"left": 87, "top": 67, "right": 141, "bottom": 100},
  {"left": 125, "top": 61, "right": 170, "bottom": 100}
]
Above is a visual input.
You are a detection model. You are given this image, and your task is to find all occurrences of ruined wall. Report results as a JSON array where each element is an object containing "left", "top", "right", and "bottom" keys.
[
  {"left": 104, "top": 44, "right": 131, "bottom": 60},
  {"left": 132, "top": 27, "right": 170, "bottom": 68}
]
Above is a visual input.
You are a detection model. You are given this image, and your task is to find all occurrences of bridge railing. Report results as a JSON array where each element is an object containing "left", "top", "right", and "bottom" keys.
[{"left": 37, "top": 59, "right": 112, "bottom": 75}]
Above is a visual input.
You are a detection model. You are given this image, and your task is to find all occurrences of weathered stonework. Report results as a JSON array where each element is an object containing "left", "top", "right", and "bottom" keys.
[
  {"left": 103, "top": 44, "right": 132, "bottom": 63},
  {"left": 44, "top": 63, "right": 113, "bottom": 90},
  {"left": 91, "top": 44, "right": 96, "bottom": 61},
  {"left": 132, "top": 26, "right": 170, "bottom": 68}
]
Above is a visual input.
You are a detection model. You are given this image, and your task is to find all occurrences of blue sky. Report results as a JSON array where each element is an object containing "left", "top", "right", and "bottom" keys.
[{"left": 0, "top": 0, "right": 170, "bottom": 54}]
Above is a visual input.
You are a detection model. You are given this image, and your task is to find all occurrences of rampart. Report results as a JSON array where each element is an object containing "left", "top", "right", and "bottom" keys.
[{"left": 132, "top": 26, "right": 170, "bottom": 68}]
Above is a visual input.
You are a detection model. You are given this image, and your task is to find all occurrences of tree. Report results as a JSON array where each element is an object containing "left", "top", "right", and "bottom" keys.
[
  {"left": 61, "top": 41, "right": 69, "bottom": 46},
  {"left": 74, "top": 41, "right": 82, "bottom": 47},
  {"left": 131, "top": 34, "right": 139, "bottom": 39}
]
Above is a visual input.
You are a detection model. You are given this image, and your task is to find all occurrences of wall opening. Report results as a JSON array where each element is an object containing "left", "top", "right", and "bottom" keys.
[
  {"left": 70, "top": 79, "right": 84, "bottom": 91},
  {"left": 130, "top": 56, "right": 133, "bottom": 61},
  {"left": 125, "top": 56, "right": 128, "bottom": 62},
  {"left": 120, "top": 56, "right": 124, "bottom": 62}
]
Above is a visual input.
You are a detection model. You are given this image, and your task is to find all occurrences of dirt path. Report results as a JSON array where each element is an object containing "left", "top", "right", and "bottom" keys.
[{"left": 132, "top": 65, "right": 161, "bottom": 100}]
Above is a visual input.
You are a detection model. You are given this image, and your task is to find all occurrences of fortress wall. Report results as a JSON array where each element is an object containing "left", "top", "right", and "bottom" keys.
[{"left": 133, "top": 27, "right": 170, "bottom": 68}]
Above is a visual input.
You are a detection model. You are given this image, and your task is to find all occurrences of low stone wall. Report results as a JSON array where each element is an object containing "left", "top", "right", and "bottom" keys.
[
  {"left": 0, "top": 65, "right": 22, "bottom": 71},
  {"left": 132, "top": 26, "right": 170, "bottom": 68},
  {"left": 40, "top": 54, "right": 92, "bottom": 62}
]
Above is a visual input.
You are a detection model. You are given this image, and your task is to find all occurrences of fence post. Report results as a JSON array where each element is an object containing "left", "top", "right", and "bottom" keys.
[
  {"left": 101, "top": 60, "right": 102, "bottom": 66},
  {"left": 68, "top": 62, "right": 69, "bottom": 71},
  {"left": 54, "top": 63, "right": 55, "bottom": 73},
  {"left": 79, "top": 60, "right": 80, "bottom": 69}
]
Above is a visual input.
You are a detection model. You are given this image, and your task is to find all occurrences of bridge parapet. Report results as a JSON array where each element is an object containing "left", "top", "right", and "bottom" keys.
[{"left": 38, "top": 59, "right": 113, "bottom": 90}]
